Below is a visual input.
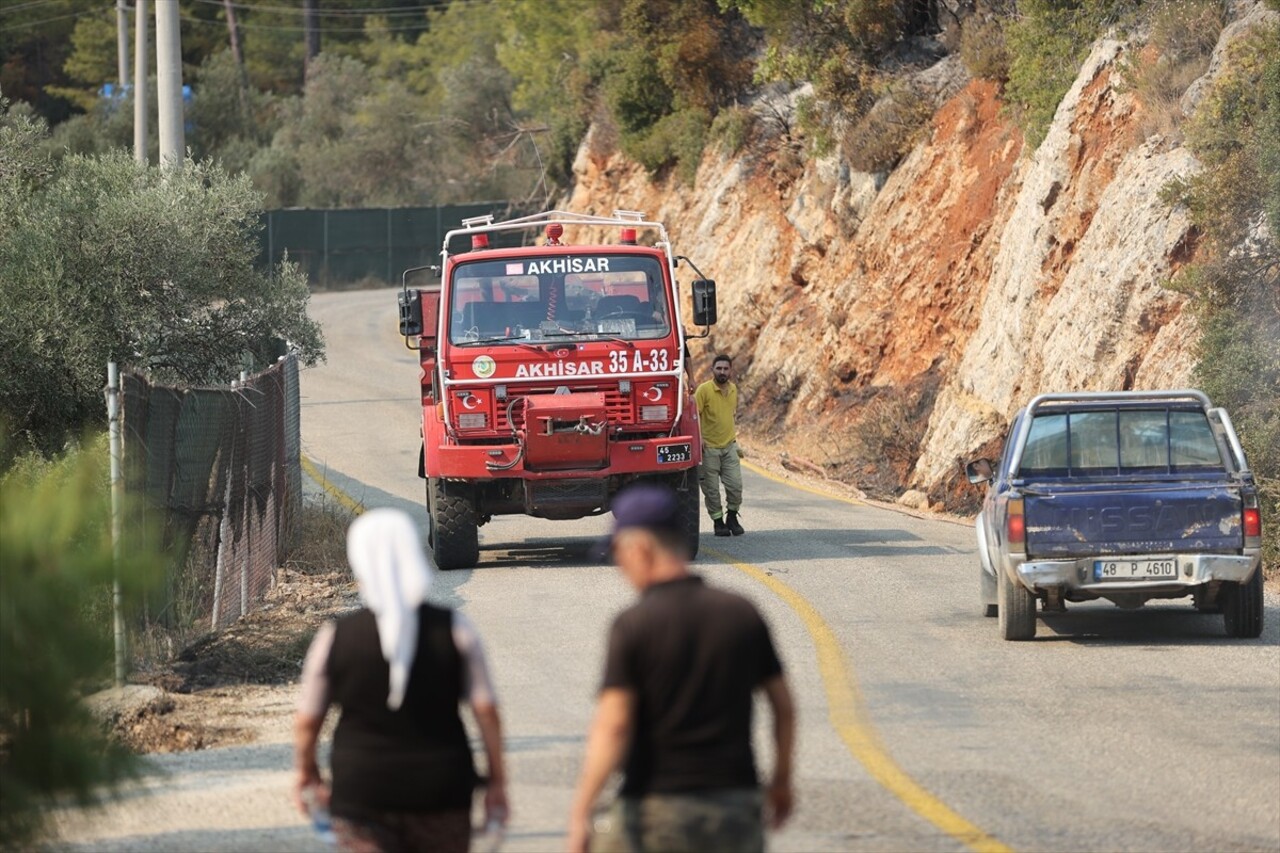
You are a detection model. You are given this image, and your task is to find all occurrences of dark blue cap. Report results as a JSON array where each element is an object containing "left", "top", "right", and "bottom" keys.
[{"left": 596, "top": 483, "right": 682, "bottom": 559}]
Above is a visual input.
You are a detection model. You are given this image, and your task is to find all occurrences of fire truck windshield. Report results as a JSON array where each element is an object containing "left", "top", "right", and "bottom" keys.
[{"left": 448, "top": 255, "right": 672, "bottom": 345}]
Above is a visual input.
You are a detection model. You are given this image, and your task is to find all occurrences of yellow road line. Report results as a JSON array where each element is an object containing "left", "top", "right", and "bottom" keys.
[
  {"left": 300, "top": 455, "right": 366, "bottom": 516},
  {"left": 741, "top": 458, "right": 869, "bottom": 507},
  {"left": 707, "top": 546, "right": 1012, "bottom": 853},
  {"left": 300, "top": 451, "right": 1007, "bottom": 850}
]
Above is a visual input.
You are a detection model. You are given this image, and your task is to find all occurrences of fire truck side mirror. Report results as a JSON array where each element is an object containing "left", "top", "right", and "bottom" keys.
[
  {"left": 399, "top": 289, "right": 441, "bottom": 346},
  {"left": 398, "top": 289, "right": 423, "bottom": 337},
  {"left": 692, "top": 279, "right": 717, "bottom": 326}
]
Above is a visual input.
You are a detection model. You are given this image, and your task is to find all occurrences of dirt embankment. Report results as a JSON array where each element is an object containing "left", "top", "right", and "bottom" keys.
[{"left": 89, "top": 568, "right": 357, "bottom": 754}]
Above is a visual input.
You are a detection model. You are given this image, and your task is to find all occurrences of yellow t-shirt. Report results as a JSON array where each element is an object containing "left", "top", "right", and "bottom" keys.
[{"left": 695, "top": 380, "right": 738, "bottom": 448}]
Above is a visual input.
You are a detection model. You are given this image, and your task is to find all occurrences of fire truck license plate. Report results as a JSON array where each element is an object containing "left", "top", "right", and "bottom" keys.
[{"left": 657, "top": 443, "right": 691, "bottom": 464}]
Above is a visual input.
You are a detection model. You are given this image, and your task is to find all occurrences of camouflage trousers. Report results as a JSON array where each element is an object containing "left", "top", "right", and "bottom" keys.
[{"left": 593, "top": 789, "right": 764, "bottom": 853}]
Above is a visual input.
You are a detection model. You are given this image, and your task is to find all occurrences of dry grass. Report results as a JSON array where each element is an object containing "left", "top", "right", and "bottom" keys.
[{"left": 1123, "top": 0, "right": 1226, "bottom": 144}]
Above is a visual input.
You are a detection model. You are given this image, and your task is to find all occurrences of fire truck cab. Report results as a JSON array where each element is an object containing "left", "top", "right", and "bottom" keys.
[{"left": 397, "top": 209, "right": 718, "bottom": 569}]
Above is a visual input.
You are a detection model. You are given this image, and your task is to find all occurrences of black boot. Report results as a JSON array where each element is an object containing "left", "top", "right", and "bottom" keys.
[
  {"left": 713, "top": 517, "right": 730, "bottom": 537},
  {"left": 726, "top": 510, "right": 744, "bottom": 536}
]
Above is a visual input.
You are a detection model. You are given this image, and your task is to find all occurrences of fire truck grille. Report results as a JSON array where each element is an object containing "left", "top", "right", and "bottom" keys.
[
  {"left": 499, "top": 387, "right": 633, "bottom": 432},
  {"left": 528, "top": 479, "right": 608, "bottom": 509}
]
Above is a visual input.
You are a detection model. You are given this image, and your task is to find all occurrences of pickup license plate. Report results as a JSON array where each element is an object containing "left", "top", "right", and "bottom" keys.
[
  {"left": 1093, "top": 559, "right": 1178, "bottom": 581},
  {"left": 657, "top": 443, "right": 691, "bottom": 464}
]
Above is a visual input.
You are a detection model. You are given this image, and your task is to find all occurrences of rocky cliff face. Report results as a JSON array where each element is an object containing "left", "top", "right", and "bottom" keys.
[{"left": 567, "top": 4, "right": 1272, "bottom": 510}]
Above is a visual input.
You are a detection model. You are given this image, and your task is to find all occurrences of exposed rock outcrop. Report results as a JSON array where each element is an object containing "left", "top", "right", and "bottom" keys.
[{"left": 568, "top": 4, "right": 1272, "bottom": 508}]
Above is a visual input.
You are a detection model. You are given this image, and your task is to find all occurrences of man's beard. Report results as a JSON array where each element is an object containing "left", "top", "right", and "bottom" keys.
[{"left": 714, "top": 374, "right": 729, "bottom": 385}]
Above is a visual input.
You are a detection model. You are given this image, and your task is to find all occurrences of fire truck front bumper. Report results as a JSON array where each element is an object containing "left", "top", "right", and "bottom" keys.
[{"left": 435, "top": 432, "right": 702, "bottom": 479}]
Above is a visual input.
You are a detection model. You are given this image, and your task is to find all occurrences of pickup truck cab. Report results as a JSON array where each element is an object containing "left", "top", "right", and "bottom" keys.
[{"left": 967, "top": 390, "right": 1264, "bottom": 640}]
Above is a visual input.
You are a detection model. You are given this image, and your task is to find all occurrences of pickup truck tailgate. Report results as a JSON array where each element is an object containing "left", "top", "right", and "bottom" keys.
[{"left": 1025, "top": 483, "right": 1244, "bottom": 557}]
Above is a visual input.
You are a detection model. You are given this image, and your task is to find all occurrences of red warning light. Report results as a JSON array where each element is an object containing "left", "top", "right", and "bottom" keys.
[
  {"left": 546, "top": 223, "right": 564, "bottom": 245},
  {"left": 620, "top": 228, "right": 637, "bottom": 245},
  {"left": 471, "top": 233, "right": 490, "bottom": 250}
]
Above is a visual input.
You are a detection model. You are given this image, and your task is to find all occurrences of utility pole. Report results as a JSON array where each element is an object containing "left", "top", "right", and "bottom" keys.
[
  {"left": 155, "top": 0, "right": 184, "bottom": 170},
  {"left": 222, "top": 0, "right": 250, "bottom": 116},
  {"left": 303, "top": 0, "right": 320, "bottom": 80},
  {"left": 116, "top": 0, "right": 130, "bottom": 88},
  {"left": 134, "top": 0, "right": 149, "bottom": 164}
]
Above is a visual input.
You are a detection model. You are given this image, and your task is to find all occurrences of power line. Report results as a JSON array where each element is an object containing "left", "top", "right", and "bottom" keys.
[
  {"left": 1, "top": 9, "right": 111, "bottom": 30},
  {"left": 176, "top": 12, "right": 428, "bottom": 33},
  {"left": 186, "top": 0, "right": 434, "bottom": 18},
  {"left": 0, "top": 0, "right": 67, "bottom": 16}
]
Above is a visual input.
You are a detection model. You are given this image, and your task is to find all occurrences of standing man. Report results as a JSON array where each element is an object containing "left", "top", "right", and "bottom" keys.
[
  {"left": 696, "top": 354, "right": 745, "bottom": 536},
  {"left": 568, "top": 484, "right": 795, "bottom": 853}
]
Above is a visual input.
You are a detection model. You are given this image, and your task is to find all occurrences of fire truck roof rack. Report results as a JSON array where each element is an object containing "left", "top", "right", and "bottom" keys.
[{"left": 442, "top": 209, "right": 670, "bottom": 254}]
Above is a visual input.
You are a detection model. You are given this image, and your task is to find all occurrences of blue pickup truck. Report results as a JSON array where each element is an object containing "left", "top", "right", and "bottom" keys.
[{"left": 966, "top": 390, "right": 1264, "bottom": 640}]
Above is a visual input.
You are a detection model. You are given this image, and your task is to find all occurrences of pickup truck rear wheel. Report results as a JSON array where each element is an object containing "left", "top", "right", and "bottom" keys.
[
  {"left": 998, "top": 567, "right": 1037, "bottom": 640},
  {"left": 428, "top": 478, "right": 479, "bottom": 571},
  {"left": 981, "top": 566, "right": 998, "bottom": 617},
  {"left": 1222, "top": 569, "right": 1264, "bottom": 638}
]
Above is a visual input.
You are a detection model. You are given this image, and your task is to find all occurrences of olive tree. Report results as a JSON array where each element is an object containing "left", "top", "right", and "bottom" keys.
[{"left": 0, "top": 100, "right": 323, "bottom": 457}]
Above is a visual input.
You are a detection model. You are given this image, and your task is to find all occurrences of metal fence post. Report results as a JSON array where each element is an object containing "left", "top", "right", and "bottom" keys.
[{"left": 105, "top": 363, "right": 127, "bottom": 687}]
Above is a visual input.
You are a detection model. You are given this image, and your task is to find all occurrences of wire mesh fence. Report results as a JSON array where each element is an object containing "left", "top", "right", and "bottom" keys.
[
  {"left": 258, "top": 201, "right": 539, "bottom": 287},
  {"left": 121, "top": 356, "right": 301, "bottom": 632}
]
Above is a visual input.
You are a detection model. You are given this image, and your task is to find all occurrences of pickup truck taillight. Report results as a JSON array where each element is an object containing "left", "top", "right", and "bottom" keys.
[
  {"left": 1007, "top": 497, "right": 1026, "bottom": 553},
  {"left": 1243, "top": 506, "right": 1262, "bottom": 541}
]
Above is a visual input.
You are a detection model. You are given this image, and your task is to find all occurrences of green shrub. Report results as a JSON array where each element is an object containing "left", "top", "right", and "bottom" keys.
[
  {"left": 709, "top": 104, "right": 754, "bottom": 155},
  {"left": 605, "top": 46, "right": 676, "bottom": 137},
  {"left": 0, "top": 438, "right": 164, "bottom": 849},
  {"left": 623, "top": 107, "right": 713, "bottom": 183},
  {"left": 1003, "top": 0, "right": 1135, "bottom": 149},
  {"left": 960, "top": 16, "right": 1011, "bottom": 82}
]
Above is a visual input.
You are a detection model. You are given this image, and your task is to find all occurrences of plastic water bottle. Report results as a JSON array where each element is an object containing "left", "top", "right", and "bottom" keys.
[
  {"left": 476, "top": 817, "right": 506, "bottom": 853},
  {"left": 302, "top": 788, "right": 337, "bottom": 847}
]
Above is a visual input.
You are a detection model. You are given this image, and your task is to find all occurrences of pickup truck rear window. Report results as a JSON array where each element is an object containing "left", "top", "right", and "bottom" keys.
[{"left": 1021, "top": 407, "right": 1224, "bottom": 476}]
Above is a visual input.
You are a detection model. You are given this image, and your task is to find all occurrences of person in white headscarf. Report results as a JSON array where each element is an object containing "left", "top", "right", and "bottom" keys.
[{"left": 293, "top": 508, "right": 507, "bottom": 852}]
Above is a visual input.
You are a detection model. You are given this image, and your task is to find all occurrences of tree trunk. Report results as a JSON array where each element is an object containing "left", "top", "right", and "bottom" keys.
[
  {"left": 304, "top": 0, "right": 321, "bottom": 80},
  {"left": 222, "top": 0, "right": 249, "bottom": 116}
]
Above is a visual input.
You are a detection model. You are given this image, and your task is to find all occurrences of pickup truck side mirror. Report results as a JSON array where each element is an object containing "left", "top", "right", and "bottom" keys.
[
  {"left": 692, "top": 279, "right": 717, "bottom": 326},
  {"left": 965, "top": 458, "right": 994, "bottom": 484}
]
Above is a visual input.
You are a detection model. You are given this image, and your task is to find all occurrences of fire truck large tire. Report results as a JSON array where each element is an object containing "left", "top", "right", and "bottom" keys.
[
  {"left": 675, "top": 477, "right": 700, "bottom": 560},
  {"left": 428, "top": 478, "right": 479, "bottom": 571}
]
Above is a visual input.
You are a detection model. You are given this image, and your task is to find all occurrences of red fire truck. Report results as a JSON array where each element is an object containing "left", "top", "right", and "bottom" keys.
[{"left": 397, "top": 209, "right": 718, "bottom": 569}]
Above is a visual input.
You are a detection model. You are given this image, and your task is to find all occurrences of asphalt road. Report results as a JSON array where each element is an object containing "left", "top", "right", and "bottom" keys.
[
  {"left": 297, "top": 287, "right": 1280, "bottom": 853},
  {"left": 52, "top": 287, "right": 1280, "bottom": 852}
]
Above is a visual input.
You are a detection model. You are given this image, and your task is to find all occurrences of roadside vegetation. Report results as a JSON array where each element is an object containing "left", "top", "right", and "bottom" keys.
[
  {"left": 0, "top": 94, "right": 328, "bottom": 847},
  {"left": 0, "top": 99, "right": 323, "bottom": 461},
  {"left": 1163, "top": 18, "right": 1280, "bottom": 571},
  {"left": 0, "top": 439, "right": 163, "bottom": 849}
]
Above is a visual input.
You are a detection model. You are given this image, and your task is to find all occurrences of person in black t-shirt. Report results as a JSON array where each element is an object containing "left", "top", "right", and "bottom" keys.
[{"left": 568, "top": 484, "right": 795, "bottom": 853}]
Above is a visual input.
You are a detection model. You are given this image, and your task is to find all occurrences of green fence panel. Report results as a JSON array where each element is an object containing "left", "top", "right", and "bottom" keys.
[{"left": 258, "top": 202, "right": 538, "bottom": 288}]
